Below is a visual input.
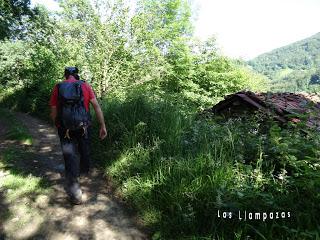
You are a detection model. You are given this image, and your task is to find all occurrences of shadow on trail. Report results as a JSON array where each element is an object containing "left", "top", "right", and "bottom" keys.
[
  {"left": 0, "top": 191, "right": 9, "bottom": 240},
  {"left": 0, "top": 112, "right": 148, "bottom": 240}
]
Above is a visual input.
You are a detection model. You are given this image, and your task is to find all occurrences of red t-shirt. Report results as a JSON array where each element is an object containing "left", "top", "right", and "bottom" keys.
[{"left": 49, "top": 76, "right": 96, "bottom": 112}]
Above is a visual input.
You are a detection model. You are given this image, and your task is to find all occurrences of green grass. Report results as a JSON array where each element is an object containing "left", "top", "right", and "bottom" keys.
[
  {"left": 0, "top": 108, "right": 33, "bottom": 144},
  {"left": 0, "top": 108, "right": 50, "bottom": 232},
  {"left": 91, "top": 94, "right": 320, "bottom": 240},
  {"left": 2, "top": 89, "right": 320, "bottom": 239},
  {"left": 0, "top": 148, "right": 50, "bottom": 201},
  {"left": 0, "top": 171, "right": 48, "bottom": 201}
]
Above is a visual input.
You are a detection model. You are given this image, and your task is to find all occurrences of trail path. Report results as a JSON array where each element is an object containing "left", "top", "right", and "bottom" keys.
[{"left": 0, "top": 112, "right": 147, "bottom": 240}]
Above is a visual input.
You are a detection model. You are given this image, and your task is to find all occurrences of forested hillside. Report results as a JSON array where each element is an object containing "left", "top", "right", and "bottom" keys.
[
  {"left": 1, "top": 0, "right": 320, "bottom": 239},
  {"left": 248, "top": 32, "right": 320, "bottom": 92}
]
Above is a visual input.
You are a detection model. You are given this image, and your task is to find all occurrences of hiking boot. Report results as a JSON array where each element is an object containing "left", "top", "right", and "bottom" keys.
[
  {"left": 68, "top": 182, "right": 82, "bottom": 205},
  {"left": 79, "top": 169, "right": 91, "bottom": 181},
  {"left": 70, "top": 194, "right": 82, "bottom": 205}
]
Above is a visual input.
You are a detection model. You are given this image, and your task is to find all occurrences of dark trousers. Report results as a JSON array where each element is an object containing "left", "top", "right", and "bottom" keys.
[{"left": 58, "top": 127, "right": 91, "bottom": 183}]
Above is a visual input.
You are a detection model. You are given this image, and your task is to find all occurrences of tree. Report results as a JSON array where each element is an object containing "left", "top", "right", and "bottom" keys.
[
  {"left": 0, "top": 0, "right": 36, "bottom": 39},
  {"left": 310, "top": 69, "right": 320, "bottom": 85},
  {"left": 56, "top": 0, "right": 135, "bottom": 97}
]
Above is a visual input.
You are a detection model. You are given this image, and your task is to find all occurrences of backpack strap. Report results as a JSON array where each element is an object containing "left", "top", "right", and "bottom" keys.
[{"left": 77, "top": 80, "right": 85, "bottom": 108}]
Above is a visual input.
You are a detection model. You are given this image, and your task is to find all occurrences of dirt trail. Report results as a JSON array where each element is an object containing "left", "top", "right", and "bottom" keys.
[{"left": 0, "top": 112, "right": 147, "bottom": 240}]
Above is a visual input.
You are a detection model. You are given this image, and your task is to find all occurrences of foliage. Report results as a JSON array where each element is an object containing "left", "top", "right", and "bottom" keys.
[
  {"left": 0, "top": 0, "right": 266, "bottom": 110},
  {"left": 0, "top": 148, "right": 48, "bottom": 201},
  {"left": 0, "top": 108, "right": 32, "bottom": 144},
  {"left": 93, "top": 95, "right": 320, "bottom": 239},
  {"left": 0, "top": 0, "right": 52, "bottom": 40},
  {"left": 0, "top": 0, "right": 31, "bottom": 39},
  {"left": 2, "top": 0, "right": 308, "bottom": 239},
  {"left": 0, "top": 40, "right": 33, "bottom": 88}
]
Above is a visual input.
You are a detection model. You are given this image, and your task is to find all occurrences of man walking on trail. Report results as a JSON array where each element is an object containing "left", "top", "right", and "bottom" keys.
[{"left": 49, "top": 67, "right": 107, "bottom": 204}]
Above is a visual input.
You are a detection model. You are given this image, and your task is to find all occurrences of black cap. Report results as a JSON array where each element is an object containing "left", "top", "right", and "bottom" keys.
[{"left": 64, "top": 67, "right": 79, "bottom": 76}]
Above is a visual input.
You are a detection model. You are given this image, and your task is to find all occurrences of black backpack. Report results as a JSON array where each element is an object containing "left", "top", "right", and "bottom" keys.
[{"left": 57, "top": 80, "right": 91, "bottom": 130}]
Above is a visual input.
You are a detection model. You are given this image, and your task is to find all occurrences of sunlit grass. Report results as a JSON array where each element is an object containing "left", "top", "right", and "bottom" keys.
[
  {"left": 0, "top": 108, "right": 50, "bottom": 232},
  {"left": 93, "top": 95, "right": 320, "bottom": 239},
  {"left": 0, "top": 174, "right": 47, "bottom": 202},
  {"left": 0, "top": 109, "right": 42, "bottom": 202}
]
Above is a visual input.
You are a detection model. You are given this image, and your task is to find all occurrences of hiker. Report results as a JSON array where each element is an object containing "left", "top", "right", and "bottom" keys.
[{"left": 49, "top": 67, "right": 107, "bottom": 204}]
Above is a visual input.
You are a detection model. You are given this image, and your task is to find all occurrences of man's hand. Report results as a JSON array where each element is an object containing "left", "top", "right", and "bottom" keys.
[{"left": 99, "top": 125, "right": 107, "bottom": 140}]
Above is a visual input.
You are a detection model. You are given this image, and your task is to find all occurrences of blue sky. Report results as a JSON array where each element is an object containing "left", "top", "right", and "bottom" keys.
[{"left": 31, "top": 0, "right": 320, "bottom": 60}]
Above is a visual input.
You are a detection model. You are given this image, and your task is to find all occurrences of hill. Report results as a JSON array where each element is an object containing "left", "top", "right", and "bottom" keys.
[{"left": 248, "top": 32, "right": 320, "bottom": 92}]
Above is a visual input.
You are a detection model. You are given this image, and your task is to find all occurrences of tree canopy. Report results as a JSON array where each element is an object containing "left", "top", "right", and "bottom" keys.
[{"left": 0, "top": 0, "right": 267, "bottom": 111}]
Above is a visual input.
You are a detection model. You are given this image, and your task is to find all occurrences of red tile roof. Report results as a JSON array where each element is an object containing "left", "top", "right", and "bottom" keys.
[{"left": 208, "top": 91, "right": 320, "bottom": 129}]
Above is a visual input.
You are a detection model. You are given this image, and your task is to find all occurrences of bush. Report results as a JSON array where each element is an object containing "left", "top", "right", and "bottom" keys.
[{"left": 91, "top": 94, "right": 320, "bottom": 239}]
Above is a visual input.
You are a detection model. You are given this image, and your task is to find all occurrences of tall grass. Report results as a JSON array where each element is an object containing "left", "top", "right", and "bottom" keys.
[
  {"left": 92, "top": 93, "right": 320, "bottom": 239},
  {"left": 2, "top": 85, "right": 320, "bottom": 239}
]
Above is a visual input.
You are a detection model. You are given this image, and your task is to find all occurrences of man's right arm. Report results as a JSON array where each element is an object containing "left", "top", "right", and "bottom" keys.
[
  {"left": 50, "top": 106, "right": 57, "bottom": 124},
  {"left": 90, "top": 98, "right": 107, "bottom": 140},
  {"left": 49, "top": 85, "right": 58, "bottom": 126}
]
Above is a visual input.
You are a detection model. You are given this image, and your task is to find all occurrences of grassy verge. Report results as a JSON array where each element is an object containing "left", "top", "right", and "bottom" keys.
[
  {"left": 0, "top": 108, "right": 50, "bottom": 239},
  {"left": 0, "top": 108, "right": 33, "bottom": 145},
  {"left": 92, "top": 94, "right": 320, "bottom": 240},
  {"left": 2, "top": 87, "right": 320, "bottom": 239},
  {"left": 0, "top": 148, "right": 50, "bottom": 201}
]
